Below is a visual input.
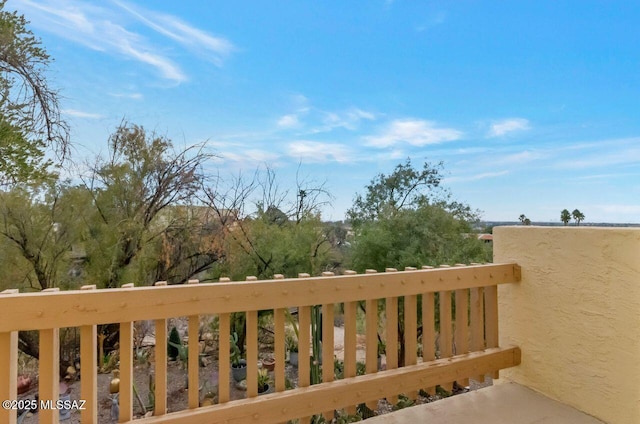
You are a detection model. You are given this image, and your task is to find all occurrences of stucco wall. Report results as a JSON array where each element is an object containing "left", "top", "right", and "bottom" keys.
[{"left": 494, "top": 226, "right": 640, "bottom": 424}]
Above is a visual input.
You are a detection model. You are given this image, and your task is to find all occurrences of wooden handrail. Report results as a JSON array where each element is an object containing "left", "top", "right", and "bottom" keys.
[{"left": 0, "top": 263, "right": 520, "bottom": 332}]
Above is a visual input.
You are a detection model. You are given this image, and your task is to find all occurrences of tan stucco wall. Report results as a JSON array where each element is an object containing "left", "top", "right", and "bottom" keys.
[{"left": 494, "top": 226, "right": 640, "bottom": 424}]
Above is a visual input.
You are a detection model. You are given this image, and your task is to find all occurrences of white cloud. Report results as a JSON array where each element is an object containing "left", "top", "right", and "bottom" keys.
[
  {"left": 365, "top": 119, "right": 462, "bottom": 147},
  {"left": 498, "top": 150, "right": 546, "bottom": 164},
  {"left": 113, "top": 0, "right": 234, "bottom": 66},
  {"left": 217, "top": 149, "right": 280, "bottom": 165},
  {"left": 445, "top": 170, "right": 509, "bottom": 183},
  {"left": 109, "top": 92, "right": 144, "bottom": 100},
  {"left": 277, "top": 114, "right": 300, "bottom": 128},
  {"left": 14, "top": 0, "right": 234, "bottom": 83},
  {"left": 62, "top": 109, "right": 104, "bottom": 119},
  {"left": 288, "top": 141, "right": 352, "bottom": 163},
  {"left": 324, "top": 108, "right": 375, "bottom": 130},
  {"left": 554, "top": 146, "right": 640, "bottom": 170},
  {"left": 488, "top": 118, "right": 531, "bottom": 137}
]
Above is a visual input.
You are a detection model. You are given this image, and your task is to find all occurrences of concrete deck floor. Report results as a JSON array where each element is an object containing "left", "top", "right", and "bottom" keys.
[{"left": 367, "top": 382, "right": 605, "bottom": 424}]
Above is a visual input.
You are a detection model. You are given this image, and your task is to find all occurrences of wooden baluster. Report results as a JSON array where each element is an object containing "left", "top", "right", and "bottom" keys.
[
  {"left": 343, "top": 270, "right": 358, "bottom": 415},
  {"left": 321, "top": 272, "right": 335, "bottom": 421},
  {"left": 421, "top": 268, "right": 435, "bottom": 395},
  {"left": 186, "top": 279, "right": 200, "bottom": 408},
  {"left": 439, "top": 290, "right": 453, "bottom": 392},
  {"left": 404, "top": 293, "right": 418, "bottom": 400},
  {"left": 0, "top": 289, "right": 18, "bottom": 424},
  {"left": 298, "top": 305, "right": 311, "bottom": 424},
  {"left": 274, "top": 307, "right": 286, "bottom": 392},
  {"left": 385, "top": 294, "right": 399, "bottom": 404},
  {"left": 273, "top": 273, "right": 286, "bottom": 396},
  {"left": 119, "top": 283, "right": 134, "bottom": 422},
  {"left": 454, "top": 288, "right": 470, "bottom": 387},
  {"left": 246, "top": 276, "right": 258, "bottom": 398},
  {"left": 404, "top": 266, "right": 418, "bottom": 399},
  {"left": 470, "top": 286, "right": 485, "bottom": 383},
  {"left": 80, "top": 285, "right": 98, "bottom": 423},
  {"left": 218, "top": 312, "right": 231, "bottom": 403},
  {"left": 299, "top": 273, "right": 313, "bottom": 423},
  {"left": 364, "top": 269, "right": 379, "bottom": 410},
  {"left": 153, "top": 282, "right": 168, "bottom": 416},
  {"left": 40, "top": 288, "right": 60, "bottom": 424},
  {"left": 484, "top": 284, "right": 499, "bottom": 379}
]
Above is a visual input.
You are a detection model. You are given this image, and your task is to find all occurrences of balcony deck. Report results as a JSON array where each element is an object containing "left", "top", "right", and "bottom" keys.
[{"left": 369, "top": 382, "right": 605, "bottom": 424}]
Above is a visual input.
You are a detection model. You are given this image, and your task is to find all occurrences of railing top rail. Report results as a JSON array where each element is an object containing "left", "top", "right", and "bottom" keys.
[{"left": 0, "top": 263, "right": 520, "bottom": 332}]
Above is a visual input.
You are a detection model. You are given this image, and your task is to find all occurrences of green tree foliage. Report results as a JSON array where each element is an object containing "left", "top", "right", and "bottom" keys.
[
  {"left": 0, "top": 184, "right": 76, "bottom": 291},
  {"left": 0, "top": 1, "right": 69, "bottom": 184},
  {"left": 518, "top": 214, "right": 531, "bottom": 225},
  {"left": 560, "top": 209, "right": 571, "bottom": 226},
  {"left": 79, "top": 122, "right": 215, "bottom": 288},
  {"left": 0, "top": 119, "right": 54, "bottom": 186},
  {"left": 349, "top": 204, "right": 489, "bottom": 272},
  {"left": 347, "top": 159, "right": 490, "bottom": 272},
  {"left": 204, "top": 168, "right": 333, "bottom": 280},
  {"left": 348, "top": 159, "right": 445, "bottom": 225},
  {"left": 572, "top": 209, "right": 585, "bottom": 226}
]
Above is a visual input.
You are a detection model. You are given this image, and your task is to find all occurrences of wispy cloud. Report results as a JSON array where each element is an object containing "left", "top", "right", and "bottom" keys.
[
  {"left": 498, "top": 150, "right": 546, "bottom": 164},
  {"left": 554, "top": 147, "right": 640, "bottom": 170},
  {"left": 215, "top": 149, "right": 280, "bottom": 166},
  {"left": 109, "top": 92, "right": 144, "bottom": 100},
  {"left": 444, "top": 170, "right": 509, "bottom": 184},
  {"left": 113, "top": 0, "right": 234, "bottom": 66},
  {"left": 14, "top": 0, "right": 234, "bottom": 83},
  {"left": 277, "top": 114, "right": 300, "bottom": 129},
  {"left": 365, "top": 119, "right": 462, "bottom": 147},
  {"left": 288, "top": 141, "right": 352, "bottom": 163},
  {"left": 316, "top": 108, "right": 376, "bottom": 132},
  {"left": 275, "top": 96, "right": 375, "bottom": 134},
  {"left": 488, "top": 118, "right": 531, "bottom": 137},
  {"left": 62, "top": 109, "right": 104, "bottom": 119}
]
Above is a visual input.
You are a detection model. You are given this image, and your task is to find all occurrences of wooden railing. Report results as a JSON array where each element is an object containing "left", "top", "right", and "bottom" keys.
[{"left": 0, "top": 263, "right": 521, "bottom": 424}]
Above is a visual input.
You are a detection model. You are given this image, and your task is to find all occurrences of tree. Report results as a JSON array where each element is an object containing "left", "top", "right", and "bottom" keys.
[
  {"left": 348, "top": 159, "right": 488, "bottom": 271},
  {"left": 202, "top": 167, "right": 333, "bottom": 280},
  {"left": 0, "top": 184, "right": 75, "bottom": 291},
  {"left": 0, "top": 119, "right": 55, "bottom": 187},
  {"left": 348, "top": 158, "right": 445, "bottom": 225},
  {"left": 0, "top": 183, "right": 82, "bottom": 362},
  {"left": 560, "top": 209, "right": 571, "bottom": 226},
  {"left": 79, "top": 122, "right": 214, "bottom": 288},
  {"left": 572, "top": 209, "right": 585, "bottom": 226},
  {"left": 0, "top": 1, "right": 69, "bottom": 182}
]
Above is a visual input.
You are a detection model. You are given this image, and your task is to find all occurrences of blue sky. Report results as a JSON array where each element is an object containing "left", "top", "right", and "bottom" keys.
[{"left": 11, "top": 0, "right": 640, "bottom": 223}]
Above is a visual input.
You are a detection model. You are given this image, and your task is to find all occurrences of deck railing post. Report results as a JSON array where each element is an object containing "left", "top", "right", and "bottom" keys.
[
  {"left": 153, "top": 281, "right": 168, "bottom": 416},
  {"left": 187, "top": 279, "right": 201, "bottom": 409},
  {"left": 119, "top": 283, "right": 135, "bottom": 422},
  {"left": 0, "top": 289, "right": 18, "bottom": 424},
  {"left": 80, "top": 285, "right": 98, "bottom": 423}
]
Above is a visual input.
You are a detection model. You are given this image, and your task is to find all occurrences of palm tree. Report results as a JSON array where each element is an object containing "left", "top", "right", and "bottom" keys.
[
  {"left": 560, "top": 209, "right": 571, "bottom": 226},
  {"left": 519, "top": 214, "right": 527, "bottom": 225},
  {"left": 572, "top": 209, "right": 585, "bottom": 226}
]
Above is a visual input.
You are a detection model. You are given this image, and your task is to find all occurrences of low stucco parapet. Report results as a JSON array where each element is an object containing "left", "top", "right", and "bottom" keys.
[{"left": 493, "top": 226, "right": 640, "bottom": 424}]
